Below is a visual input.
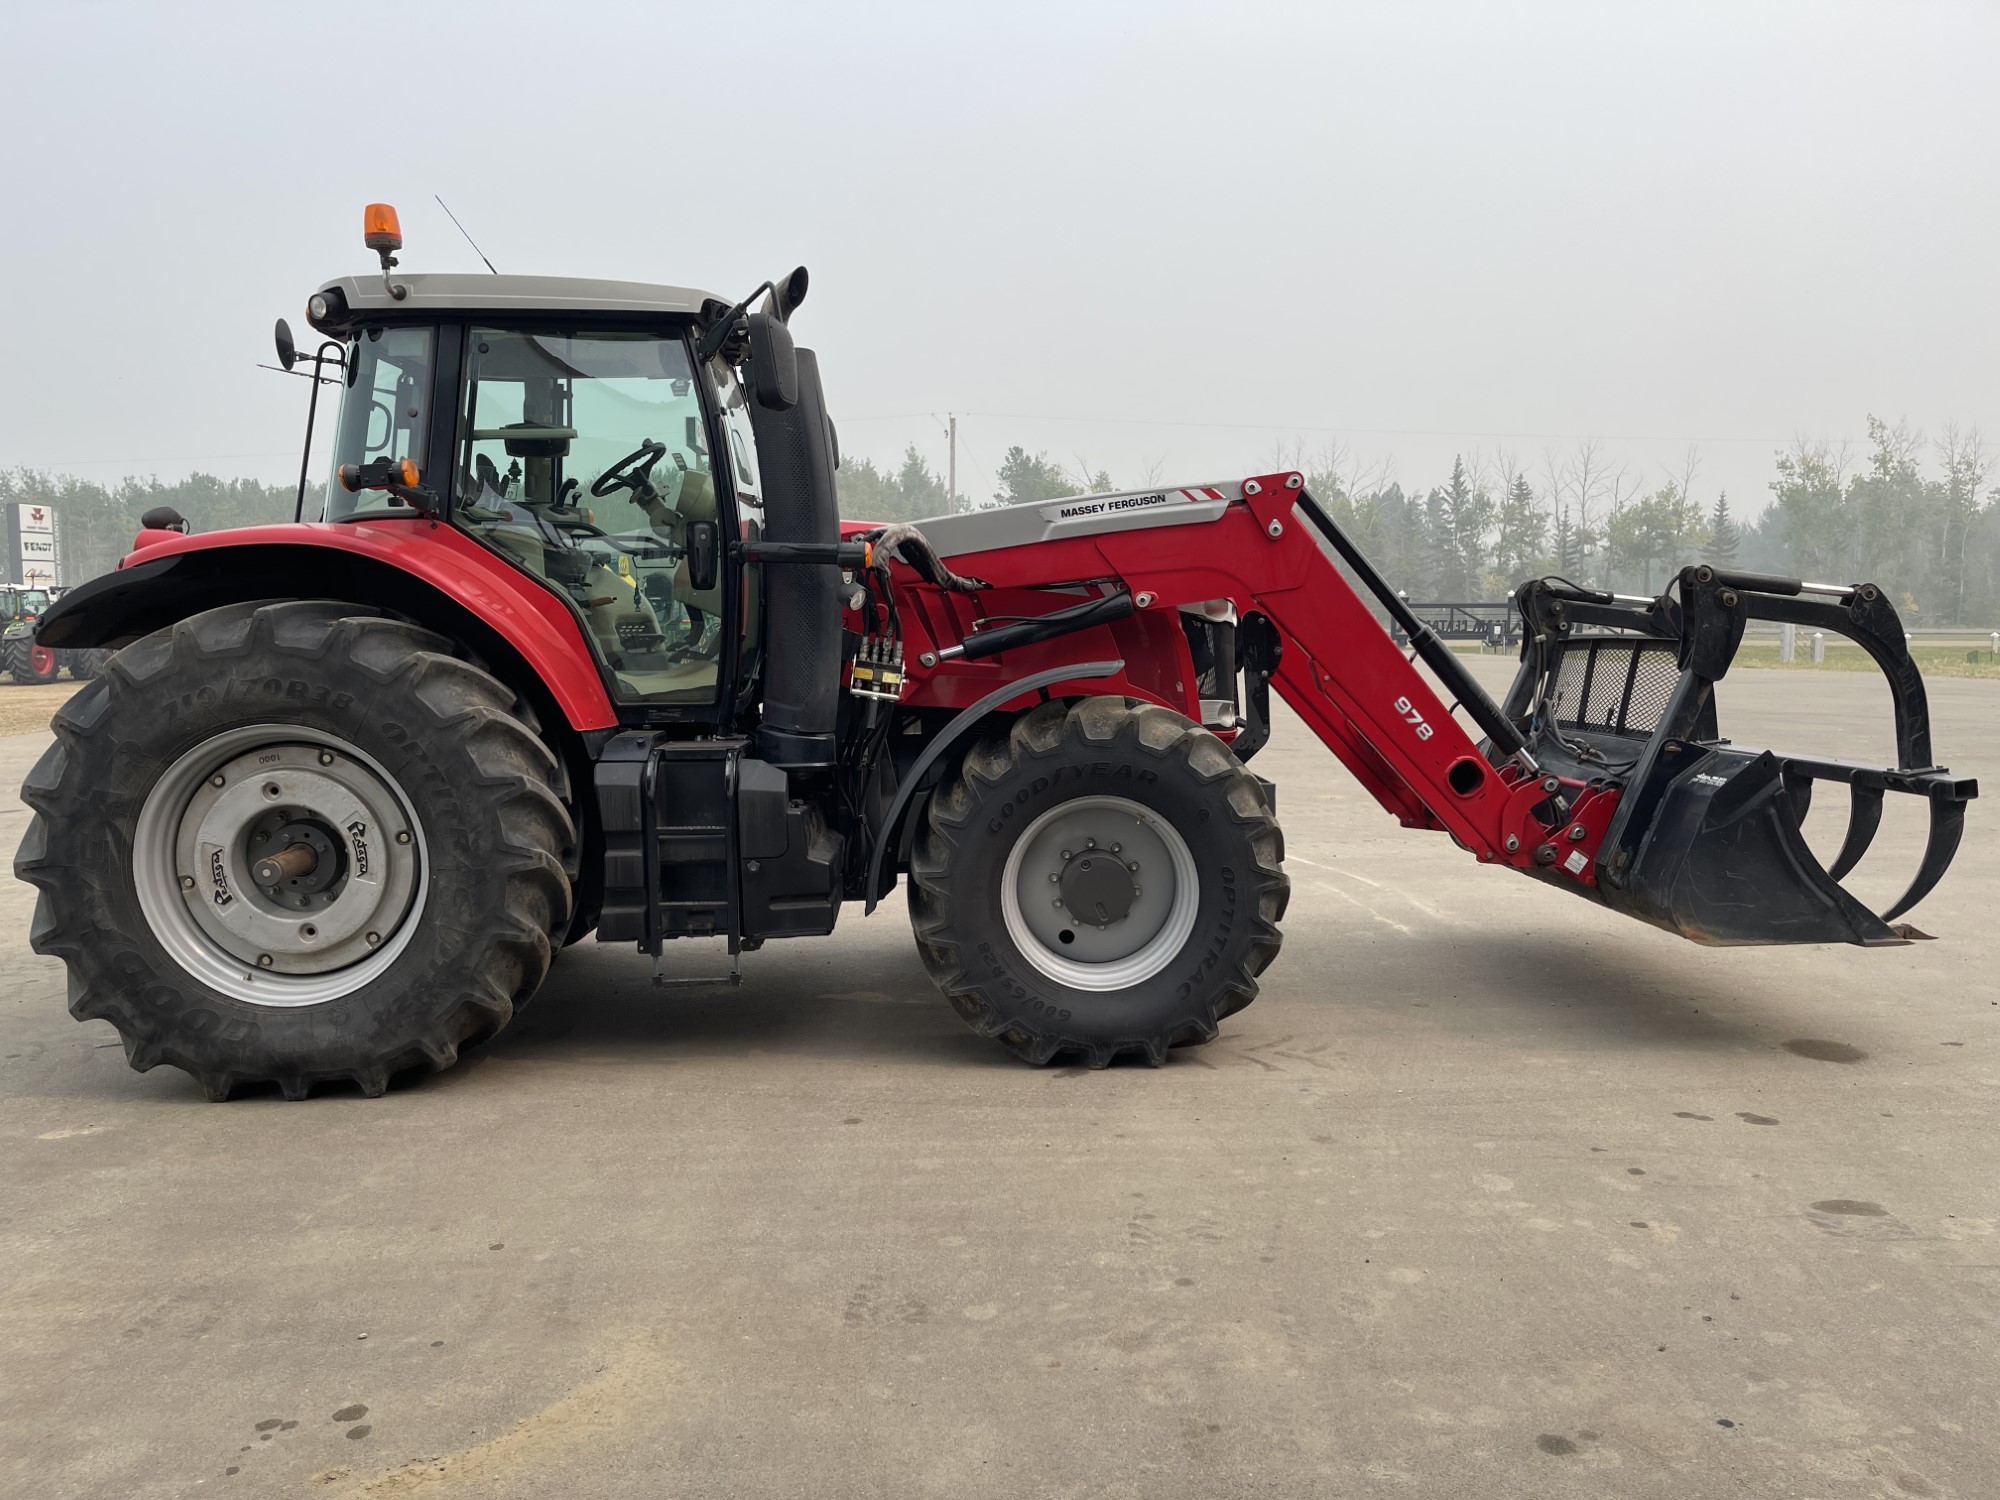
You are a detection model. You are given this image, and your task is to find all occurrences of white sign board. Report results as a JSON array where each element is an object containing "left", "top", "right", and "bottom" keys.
[
  {"left": 15, "top": 503, "right": 52, "bottom": 537},
  {"left": 19, "top": 563, "right": 55, "bottom": 587},
  {"left": 19, "top": 536, "right": 55, "bottom": 561}
]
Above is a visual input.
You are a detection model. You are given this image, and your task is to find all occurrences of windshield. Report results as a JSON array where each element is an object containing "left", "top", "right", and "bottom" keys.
[
  {"left": 455, "top": 327, "right": 721, "bottom": 705},
  {"left": 323, "top": 326, "right": 434, "bottom": 521}
]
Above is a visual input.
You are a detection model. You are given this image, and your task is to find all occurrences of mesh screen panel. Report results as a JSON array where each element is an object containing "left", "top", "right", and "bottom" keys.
[
  {"left": 1624, "top": 651, "right": 1679, "bottom": 732},
  {"left": 1548, "top": 639, "right": 1682, "bottom": 735}
]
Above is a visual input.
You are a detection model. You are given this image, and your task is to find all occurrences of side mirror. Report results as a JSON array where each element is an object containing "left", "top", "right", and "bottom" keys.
[
  {"left": 773, "top": 265, "right": 809, "bottom": 320},
  {"left": 274, "top": 318, "right": 298, "bottom": 371},
  {"left": 684, "top": 519, "right": 720, "bottom": 593},
  {"left": 745, "top": 313, "right": 798, "bottom": 412},
  {"left": 141, "top": 505, "right": 191, "bottom": 534}
]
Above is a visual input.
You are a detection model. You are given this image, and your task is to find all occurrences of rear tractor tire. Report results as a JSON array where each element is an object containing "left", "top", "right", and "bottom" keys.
[
  {"left": 66, "top": 647, "right": 112, "bottom": 681},
  {"left": 15, "top": 601, "right": 575, "bottom": 1100},
  {"left": 7, "top": 637, "right": 60, "bottom": 685},
  {"left": 910, "top": 697, "right": 1288, "bottom": 1068}
]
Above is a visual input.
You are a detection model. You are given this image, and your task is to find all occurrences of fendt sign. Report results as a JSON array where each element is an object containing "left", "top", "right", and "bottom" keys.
[{"left": 9, "top": 503, "right": 57, "bottom": 588}]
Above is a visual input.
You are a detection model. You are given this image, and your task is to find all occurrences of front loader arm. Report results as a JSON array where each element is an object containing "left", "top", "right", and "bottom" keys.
[
  {"left": 948, "top": 473, "right": 1591, "bottom": 878},
  {"left": 908, "top": 469, "right": 1971, "bottom": 945}
]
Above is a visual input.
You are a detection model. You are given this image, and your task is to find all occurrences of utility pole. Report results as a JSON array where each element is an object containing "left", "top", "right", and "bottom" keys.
[{"left": 948, "top": 414, "right": 958, "bottom": 513}]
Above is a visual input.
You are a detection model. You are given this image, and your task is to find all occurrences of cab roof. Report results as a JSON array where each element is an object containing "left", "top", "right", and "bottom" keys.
[{"left": 310, "top": 272, "right": 729, "bottom": 334}]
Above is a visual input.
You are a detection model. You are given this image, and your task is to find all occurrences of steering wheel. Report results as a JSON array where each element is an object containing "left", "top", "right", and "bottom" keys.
[{"left": 591, "top": 440, "right": 667, "bottom": 498}]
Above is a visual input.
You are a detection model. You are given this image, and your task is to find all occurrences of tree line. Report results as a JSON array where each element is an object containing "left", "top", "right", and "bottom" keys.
[
  {"left": 0, "top": 470, "right": 316, "bottom": 585},
  {"left": 6, "top": 414, "right": 1995, "bottom": 626},
  {"left": 836, "top": 419, "right": 2000, "bottom": 626}
]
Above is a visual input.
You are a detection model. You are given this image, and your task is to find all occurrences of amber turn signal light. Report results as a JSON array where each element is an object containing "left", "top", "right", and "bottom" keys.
[
  {"left": 363, "top": 203, "right": 403, "bottom": 253},
  {"left": 338, "top": 457, "right": 419, "bottom": 493}
]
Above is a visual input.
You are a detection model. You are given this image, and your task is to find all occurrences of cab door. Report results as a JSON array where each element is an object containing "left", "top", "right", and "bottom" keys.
[{"left": 451, "top": 325, "right": 732, "bottom": 715}]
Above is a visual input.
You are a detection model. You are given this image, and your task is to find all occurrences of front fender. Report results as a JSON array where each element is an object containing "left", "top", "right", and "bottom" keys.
[{"left": 37, "top": 521, "right": 618, "bottom": 732}]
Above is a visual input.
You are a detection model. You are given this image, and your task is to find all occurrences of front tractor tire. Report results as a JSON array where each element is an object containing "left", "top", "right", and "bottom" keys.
[
  {"left": 15, "top": 601, "right": 574, "bottom": 1100},
  {"left": 910, "top": 697, "right": 1288, "bottom": 1068}
]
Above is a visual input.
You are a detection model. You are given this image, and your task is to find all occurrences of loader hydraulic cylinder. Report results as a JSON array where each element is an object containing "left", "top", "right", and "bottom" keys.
[
  {"left": 937, "top": 590, "right": 1136, "bottom": 662},
  {"left": 1293, "top": 493, "right": 1532, "bottom": 764}
]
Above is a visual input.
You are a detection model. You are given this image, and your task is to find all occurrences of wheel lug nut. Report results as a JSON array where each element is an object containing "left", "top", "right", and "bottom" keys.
[
  {"left": 1084, "top": 838, "right": 1095, "bottom": 848},
  {"left": 395, "top": 831, "right": 411, "bottom": 845},
  {"left": 256, "top": 954, "right": 273, "bottom": 968},
  {"left": 1048, "top": 873, "right": 1059, "bottom": 883},
  {"left": 1110, "top": 844, "right": 1121, "bottom": 854},
  {"left": 366, "top": 932, "right": 381, "bottom": 946},
  {"left": 179, "top": 875, "right": 194, "bottom": 890},
  {"left": 319, "top": 750, "right": 335, "bottom": 766},
  {"left": 210, "top": 774, "right": 225, "bottom": 788},
  {"left": 1059, "top": 849, "right": 1071, "bottom": 861},
  {"left": 1052, "top": 899, "right": 1063, "bottom": 909}
]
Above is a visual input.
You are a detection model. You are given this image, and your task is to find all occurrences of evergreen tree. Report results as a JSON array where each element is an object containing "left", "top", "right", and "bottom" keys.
[
  {"left": 895, "top": 446, "right": 949, "bottom": 517},
  {"left": 836, "top": 445, "right": 951, "bottom": 522},
  {"left": 1553, "top": 503, "right": 1589, "bottom": 578},
  {"left": 1427, "top": 455, "right": 1492, "bottom": 598},
  {"left": 993, "top": 447, "right": 1079, "bottom": 506},
  {"left": 1490, "top": 473, "right": 1547, "bottom": 587},
  {"left": 1704, "top": 491, "right": 1740, "bottom": 569}
]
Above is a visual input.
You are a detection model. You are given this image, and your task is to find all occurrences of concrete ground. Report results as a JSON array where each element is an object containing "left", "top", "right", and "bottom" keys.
[{"left": 0, "top": 660, "right": 1993, "bottom": 1499}]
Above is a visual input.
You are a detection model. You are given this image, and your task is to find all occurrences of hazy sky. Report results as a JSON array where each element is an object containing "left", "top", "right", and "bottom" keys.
[{"left": 4, "top": 0, "right": 1995, "bottom": 517}]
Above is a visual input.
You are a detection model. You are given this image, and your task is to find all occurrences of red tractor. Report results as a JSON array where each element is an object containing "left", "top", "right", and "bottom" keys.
[{"left": 21, "top": 206, "right": 1977, "bottom": 1100}]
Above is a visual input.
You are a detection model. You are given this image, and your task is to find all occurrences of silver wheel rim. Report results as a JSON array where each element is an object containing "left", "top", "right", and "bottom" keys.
[
  {"left": 131, "top": 725, "right": 428, "bottom": 1007},
  {"left": 999, "top": 794, "right": 1199, "bottom": 992}
]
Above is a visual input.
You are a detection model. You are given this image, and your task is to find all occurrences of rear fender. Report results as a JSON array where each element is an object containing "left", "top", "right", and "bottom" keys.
[{"left": 36, "top": 522, "right": 618, "bottom": 733}]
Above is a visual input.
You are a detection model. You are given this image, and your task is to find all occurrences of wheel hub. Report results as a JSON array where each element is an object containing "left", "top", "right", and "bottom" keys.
[
  {"left": 249, "top": 816, "right": 342, "bottom": 899},
  {"left": 999, "top": 794, "right": 1200, "bottom": 991},
  {"left": 133, "top": 728, "right": 428, "bottom": 1007},
  {"left": 1057, "top": 845, "right": 1139, "bottom": 927}
]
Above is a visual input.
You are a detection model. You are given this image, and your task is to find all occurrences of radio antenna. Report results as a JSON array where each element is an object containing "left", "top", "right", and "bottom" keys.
[{"left": 434, "top": 195, "right": 498, "bottom": 274}]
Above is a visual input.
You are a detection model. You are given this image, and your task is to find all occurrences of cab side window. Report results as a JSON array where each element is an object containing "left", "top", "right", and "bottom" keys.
[{"left": 455, "top": 328, "right": 722, "bottom": 705}]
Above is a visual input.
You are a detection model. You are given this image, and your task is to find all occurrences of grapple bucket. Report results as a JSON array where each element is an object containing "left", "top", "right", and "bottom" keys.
[{"left": 1501, "top": 568, "right": 1977, "bottom": 947}]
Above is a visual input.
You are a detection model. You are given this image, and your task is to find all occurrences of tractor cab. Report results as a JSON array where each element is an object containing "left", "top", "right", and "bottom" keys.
[
  {"left": 303, "top": 267, "right": 776, "bottom": 715},
  {"left": 1, "top": 587, "right": 51, "bottom": 624}
]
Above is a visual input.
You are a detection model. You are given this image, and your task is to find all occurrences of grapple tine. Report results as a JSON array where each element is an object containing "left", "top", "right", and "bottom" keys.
[
  {"left": 1781, "top": 767, "right": 1814, "bottom": 823},
  {"left": 1882, "top": 798, "right": 1967, "bottom": 924},
  {"left": 1826, "top": 781, "right": 1884, "bottom": 881}
]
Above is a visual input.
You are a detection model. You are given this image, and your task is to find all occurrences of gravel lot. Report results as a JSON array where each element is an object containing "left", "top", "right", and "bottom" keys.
[{"left": 1, "top": 659, "right": 1993, "bottom": 1499}]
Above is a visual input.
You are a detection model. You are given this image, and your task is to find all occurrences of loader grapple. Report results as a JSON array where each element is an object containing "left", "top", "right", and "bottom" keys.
[{"left": 1503, "top": 568, "right": 1977, "bottom": 946}]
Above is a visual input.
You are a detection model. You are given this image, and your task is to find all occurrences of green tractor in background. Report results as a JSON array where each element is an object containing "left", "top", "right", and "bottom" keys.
[{"left": 1, "top": 586, "right": 108, "bottom": 684}]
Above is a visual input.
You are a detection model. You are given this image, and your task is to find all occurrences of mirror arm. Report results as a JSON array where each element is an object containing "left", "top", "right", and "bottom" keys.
[
  {"left": 695, "top": 280, "right": 775, "bottom": 363},
  {"left": 385, "top": 483, "right": 441, "bottom": 520},
  {"left": 294, "top": 340, "right": 350, "bottom": 523}
]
